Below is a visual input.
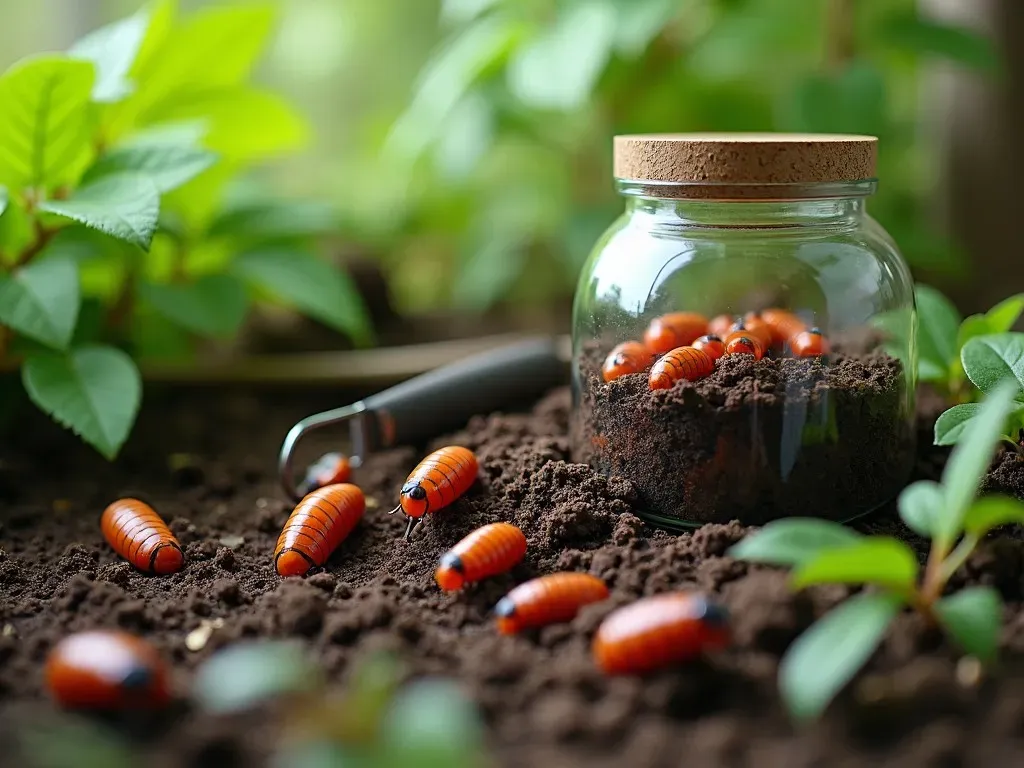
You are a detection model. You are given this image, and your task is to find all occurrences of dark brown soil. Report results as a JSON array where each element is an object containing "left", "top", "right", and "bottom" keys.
[
  {"left": 573, "top": 348, "right": 914, "bottom": 526},
  {"left": 2, "top": 380, "right": 1024, "bottom": 767}
]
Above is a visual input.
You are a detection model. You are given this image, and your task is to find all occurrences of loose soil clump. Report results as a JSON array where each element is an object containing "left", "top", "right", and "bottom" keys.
[
  {"left": 573, "top": 348, "right": 913, "bottom": 526},
  {"left": 0, "top": 383, "right": 1023, "bottom": 767}
]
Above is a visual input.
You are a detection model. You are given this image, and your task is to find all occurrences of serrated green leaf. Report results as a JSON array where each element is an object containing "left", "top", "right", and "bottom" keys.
[
  {"left": 22, "top": 345, "right": 141, "bottom": 459},
  {"left": 148, "top": 88, "right": 307, "bottom": 163},
  {"left": 233, "top": 249, "right": 372, "bottom": 345},
  {"left": 915, "top": 284, "right": 961, "bottom": 380},
  {"left": 791, "top": 538, "right": 918, "bottom": 591},
  {"left": 934, "top": 403, "right": 982, "bottom": 446},
  {"left": 881, "top": 15, "right": 999, "bottom": 73},
  {"left": 780, "top": 593, "right": 901, "bottom": 721},
  {"left": 194, "top": 641, "right": 321, "bottom": 715},
  {"left": 0, "top": 255, "right": 80, "bottom": 349},
  {"left": 381, "top": 679, "right": 486, "bottom": 768},
  {"left": 940, "top": 382, "right": 1020, "bottom": 540},
  {"left": 68, "top": 6, "right": 150, "bottom": 102},
  {"left": 961, "top": 334, "right": 1024, "bottom": 394},
  {"left": 728, "top": 518, "right": 863, "bottom": 566},
  {"left": 139, "top": 274, "right": 247, "bottom": 338},
  {"left": 0, "top": 56, "right": 95, "bottom": 189},
  {"left": 508, "top": 0, "right": 618, "bottom": 110},
  {"left": 83, "top": 143, "right": 216, "bottom": 193},
  {"left": 934, "top": 587, "right": 1002, "bottom": 662},
  {"left": 897, "top": 480, "right": 946, "bottom": 537},
  {"left": 208, "top": 199, "right": 338, "bottom": 244},
  {"left": 963, "top": 495, "right": 1024, "bottom": 537},
  {"left": 38, "top": 172, "right": 159, "bottom": 249}
]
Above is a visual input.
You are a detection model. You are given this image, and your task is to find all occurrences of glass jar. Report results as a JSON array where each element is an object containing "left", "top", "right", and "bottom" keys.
[{"left": 571, "top": 133, "right": 916, "bottom": 529}]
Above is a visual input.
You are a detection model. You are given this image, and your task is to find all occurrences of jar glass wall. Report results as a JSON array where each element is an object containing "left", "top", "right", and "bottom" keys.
[{"left": 571, "top": 135, "right": 917, "bottom": 529}]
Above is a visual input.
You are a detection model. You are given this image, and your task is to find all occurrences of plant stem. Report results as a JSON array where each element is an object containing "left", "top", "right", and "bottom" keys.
[
  {"left": 825, "top": 0, "right": 856, "bottom": 69},
  {"left": 14, "top": 220, "right": 58, "bottom": 268},
  {"left": 937, "top": 534, "right": 979, "bottom": 587},
  {"left": 999, "top": 435, "right": 1024, "bottom": 457}
]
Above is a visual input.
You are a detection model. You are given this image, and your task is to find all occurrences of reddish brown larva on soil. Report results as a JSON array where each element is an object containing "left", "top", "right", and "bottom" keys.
[
  {"left": 643, "top": 312, "right": 709, "bottom": 356},
  {"left": 101, "top": 499, "right": 183, "bottom": 575},
  {"left": 592, "top": 592, "right": 730, "bottom": 675},
  {"left": 300, "top": 452, "right": 351, "bottom": 496},
  {"left": 691, "top": 334, "right": 726, "bottom": 362},
  {"left": 392, "top": 446, "right": 479, "bottom": 539},
  {"left": 708, "top": 314, "right": 734, "bottom": 339},
  {"left": 275, "top": 483, "right": 365, "bottom": 577},
  {"left": 728, "top": 318, "right": 772, "bottom": 351},
  {"left": 723, "top": 333, "right": 765, "bottom": 360},
  {"left": 791, "top": 327, "right": 830, "bottom": 357},
  {"left": 435, "top": 522, "right": 527, "bottom": 591},
  {"left": 648, "top": 346, "right": 714, "bottom": 390},
  {"left": 495, "top": 572, "right": 609, "bottom": 634},
  {"left": 761, "top": 308, "right": 806, "bottom": 346},
  {"left": 602, "top": 341, "right": 649, "bottom": 382},
  {"left": 45, "top": 630, "right": 170, "bottom": 710}
]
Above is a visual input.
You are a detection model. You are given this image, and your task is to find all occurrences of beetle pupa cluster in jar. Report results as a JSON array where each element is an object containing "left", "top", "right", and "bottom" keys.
[{"left": 570, "top": 133, "right": 917, "bottom": 529}]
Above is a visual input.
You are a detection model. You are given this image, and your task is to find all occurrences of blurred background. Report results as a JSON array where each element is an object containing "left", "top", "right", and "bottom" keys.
[{"left": 2, "top": 0, "right": 1015, "bottom": 339}]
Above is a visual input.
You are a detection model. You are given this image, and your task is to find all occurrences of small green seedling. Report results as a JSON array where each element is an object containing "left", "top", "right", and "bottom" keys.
[
  {"left": 913, "top": 285, "right": 1024, "bottom": 401},
  {"left": 730, "top": 381, "right": 1024, "bottom": 721},
  {"left": 934, "top": 331, "right": 1024, "bottom": 451}
]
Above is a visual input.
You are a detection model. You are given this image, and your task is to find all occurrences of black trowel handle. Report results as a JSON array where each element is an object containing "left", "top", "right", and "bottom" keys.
[{"left": 360, "top": 337, "right": 567, "bottom": 451}]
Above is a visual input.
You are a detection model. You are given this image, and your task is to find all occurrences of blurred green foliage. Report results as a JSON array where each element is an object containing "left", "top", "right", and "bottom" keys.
[{"left": 369, "top": 0, "right": 995, "bottom": 313}]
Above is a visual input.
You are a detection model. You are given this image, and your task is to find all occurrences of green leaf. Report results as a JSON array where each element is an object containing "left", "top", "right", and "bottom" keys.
[
  {"left": 139, "top": 274, "right": 248, "bottom": 338},
  {"left": 881, "top": 15, "right": 999, "bottom": 73},
  {"left": 18, "top": 715, "right": 138, "bottom": 768},
  {"left": 0, "top": 56, "right": 95, "bottom": 189},
  {"left": 68, "top": 6, "right": 150, "bottom": 102},
  {"left": 934, "top": 587, "right": 1002, "bottom": 662},
  {"left": 785, "top": 62, "right": 887, "bottom": 136},
  {"left": 233, "top": 249, "right": 372, "bottom": 345},
  {"left": 38, "top": 172, "right": 160, "bottom": 249},
  {"left": 0, "top": 185, "right": 8, "bottom": 217},
  {"left": 119, "top": 119, "right": 208, "bottom": 149},
  {"left": 149, "top": 88, "right": 307, "bottom": 163},
  {"left": 0, "top": 255, "right": 80, "bottom": 349},
  {"left": 791, "top": 538, "right": 918, "bottom": 591},
  {"left": 193, "top": 641, "right": 321, "bottom": 715},
  {"left": 915, "top": 284, "right": 961, "bottom": 381},
  {"left": 934, "top": 403, "right": 982, "bottom": 446},
  {"left": 613, "top": 0, "right": 676, "bottom": 56},
  {"left": 962, "top": 495, "right": 1024, "bottom": 537},
  {"left": 780, "top": 592, "right": 901, "bottom": 721},
  {"left": 453, "top": 235, "right": 527, "bottom": 312},
  {"left": 129, "top": 4, "right": 275, "bottom": 116},
  {"left": 208, "top": 200, "right": 338, "bottom": 244},
  {"left": 83, "top": 143, "right": 217, "bottom": 193},
  {"left": 961, "top": 333, "right": 1024, "bottom": 394},
  {"left": 728, "top": 518, "right": 863, "bottom": 566},
  {"left": 381, "top": 679, "right": 486, "bottom": 768},
  {"left": 940, "top": 382, "right": 1021, "bottom": 541},
  {"left": 22, "top": 345, "right": 141, "bottom": 460},
  {"left": 897, "top": 480, "right": 946, "bottom": 537},
  {"left": 386, "top": 16, "right": 523, "bottom": 163},
  {"left": 508, "top": 0, "right": 618, "bottom": 110},
  {"left": 985, "top": 294, "right": 1024, "bottom": 334}
]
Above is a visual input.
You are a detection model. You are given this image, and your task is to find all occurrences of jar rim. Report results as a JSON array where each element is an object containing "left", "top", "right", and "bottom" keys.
[
  {"left": 613, "top": 133, "right": 878, "bottom": 190},
  {"left": 615, "top": 178, "right": 878, "bottom": 201}
]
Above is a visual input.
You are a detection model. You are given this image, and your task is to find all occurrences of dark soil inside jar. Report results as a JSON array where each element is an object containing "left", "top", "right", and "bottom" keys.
[
  {"left": 1, "top": 381, "right": 1022, "bottom": 767},
  {"left": 573, "top": 347, "right": 914, "bottom": 526}
]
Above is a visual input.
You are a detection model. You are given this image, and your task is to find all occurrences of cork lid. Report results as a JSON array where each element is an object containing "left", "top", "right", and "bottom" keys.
[{"left": 613, "top": 133, "right": 877, "bottom": 199}]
